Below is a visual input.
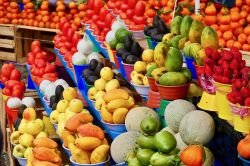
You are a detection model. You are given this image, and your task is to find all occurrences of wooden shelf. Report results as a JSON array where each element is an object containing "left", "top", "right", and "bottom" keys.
[{"left": 16, "top": 25, "right": 59, "bottom": 33}]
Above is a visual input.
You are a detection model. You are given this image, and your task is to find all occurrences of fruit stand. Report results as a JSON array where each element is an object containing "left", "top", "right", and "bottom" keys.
[{"left": 1, "top": 0, "right": 250, "bottom": 166}]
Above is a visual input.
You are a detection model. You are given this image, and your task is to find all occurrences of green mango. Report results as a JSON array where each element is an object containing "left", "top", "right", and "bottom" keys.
[
  {"left": 137, "top": 149, "right": 155, "bottom": 166},
  {"left": 159, "top": 72, "right": 187, "bottom": 86},
  {"left": 201, "top": 26, "right": 219, "bottom": 50},
  {"left": 178, "top": 37, "right": 188, "bottom": 50},
  {"left": 183, "top": 44, "right": 192, "bottom": 57},
  {"left": 140, "top": 117, "right": 160, "bottom": 135},
  {"left": 146, "top": 65, "right": 158, "bottom": 77},
  {"left": 137, "top": 135, "right": 157, "bottom": 151},
  {"left": 181, "top": 67, "right": 192, "bottom": 82},
  {"left": 190, "top": 43, "right": 202, "bottom": 57},
  {"left": 126, "top": 152, "right": 137, "bottom": 163},
  {"left": 150, "top": 153, "right": 181, "bottom": 166},
  {"left": 171, "top": 16, "right": 183, "bottom": 36},
  {"left": 169, "top": 148, "right": 180, "bottom": 155},
  {"left": 169, "top": 35, "right": 182, "bottom": 48},
  {"left": 154, "top": 42, "right": 170, "bottom": 67},
  {"left": 154, "top": 131, "right": 177, "bottom": 153},
  {"left": 128, "top": 158, "right": 143, "bottom": 166},
  {"left": 189, "top": 20, "right": 205, "bottom": 43},
  {"left": 165, "top": 47, "right": 183, "bottom": 72},
  {"left": 180, "top": 16, "right": 193, "bottom": 38}
]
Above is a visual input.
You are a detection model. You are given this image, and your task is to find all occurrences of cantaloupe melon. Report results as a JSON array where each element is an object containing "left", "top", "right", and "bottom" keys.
[
  {"left": 110, "top": 132, "right": 140, "bottom": 163},
  {"left": 179, "top": 111, "right": 215, "bottom": 145},
  {"left": 174, "top": 133, "right": 187, "bottom": 150},
  {"left": 164, "top": 100, "right": 196, "bottom": 132},
  {"left": 125, "top": 107, "right": 160, "bottom": 132}
]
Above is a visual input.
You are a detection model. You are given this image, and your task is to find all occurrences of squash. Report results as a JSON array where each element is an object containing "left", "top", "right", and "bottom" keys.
[
  {"left": 179, "top": 111, "right": 215, "bottom": 145},
  {"left": 164, "top": 99, "right": 196, "bottom": 133},
  {"left": 125, "top": 107, "right": 160, "bottom": 132},
  {"left": 111, "top": 131, "right": 140, "bottom": 163}
]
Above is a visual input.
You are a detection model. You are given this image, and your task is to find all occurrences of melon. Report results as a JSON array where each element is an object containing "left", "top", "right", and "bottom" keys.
[
  {"left": 111, "top": 131, "right": 140, "bottom": 163},
  {"left": 39, "top": 80, "right": 51, "bottom": 94},
  {"left": 179, "top": 111, "right": 215, "bottom": 145},
  {"left": 125, "top": 107, "right": 160, "bottom": 132},
  {"left": 7, "top": 97, "right": 22, "bottom": 109},
  {"left": 161, "top": 127, "right": 176, "bottom": 135},
  {"left": 22, "top": 97, "right": 36, "bottom": 108},
  {"left": 54, "top": 79, "right": 69, "bottom": 89},
  {"left": 174, "top": 133, "right": 187, "bottom": 150},
  {"left": 164, "top": 100, "right": 196, "bottom": 132}
]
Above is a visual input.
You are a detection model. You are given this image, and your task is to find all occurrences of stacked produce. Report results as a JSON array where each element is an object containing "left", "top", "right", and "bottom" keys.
[
  {"left": 0, "top": 64, "right": 26, "bottom": 98},
  {"left": 237, "top": 132, "right": 250, "bottom": 160},
  {"left": 4, "top": 1, "right": 19, "bottom": 24},
  {"left": 20, "top": 0, "right": 36, "bottom": 27},
  {"left": 0, "top": 0, "right": 9, "bottom": 23},
  {"left": 27, "top": 137, "right": 62, "bottom": 166},
  {"left": 144, "top": 16, "right": 170, "bottom": 42}
]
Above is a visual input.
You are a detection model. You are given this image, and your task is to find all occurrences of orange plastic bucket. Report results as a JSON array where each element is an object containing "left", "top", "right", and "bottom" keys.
[{"left": 147, "top": 77, "right": 158, "bottom": 92}]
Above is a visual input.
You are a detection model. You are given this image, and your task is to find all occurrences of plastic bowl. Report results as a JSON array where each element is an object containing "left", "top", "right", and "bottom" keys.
[
  {"left": 147, "top": 76, "right": 158, "bottom": 92},
  {"left": 88, "top": 98, "right": 96, "bottom": 107},
  {"left": 156, "top": 83, "right": 190, "bottom": 100},
  {"left": 101, "top": 120, "right": 127, "bottom": 133},
  {"left": 116, "top": 162, "right": 127, "bottom": 166},
  {"left": 13, "top": 154, "right": 27, "bottom": 166},
  {"left": 52, "top": 122, "right": 58, "bottom": 130},
  {"left": 70, "top": 155, "right": 110, "bottom": 166},
  {"left": 130, "top": 81, "right": 150, "bottom": 97},
  {"left": 238, "top": 155, "right": 250, "bottom": 166},
  {"left": 130, "top": 30, "right": 144, "bottom": 39},
  {"left": 121, "top": 62, "right": 134, "bottom": 81},
  {"left": 62, "top": 143, "right": 72, "bottom": 156}
]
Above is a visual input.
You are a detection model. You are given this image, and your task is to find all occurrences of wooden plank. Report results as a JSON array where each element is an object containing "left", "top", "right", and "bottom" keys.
[
  {"left": 0, "top": 39, "right": 14, "bottom": 49},
  {"left": 0, "top": 25, "right": 14, "bottom": 36},
  {"left": 15, "top": 29, "right": 23, "bottom": 61},
  {"left": 16, "top": 25, "right": 59, "bottom": 33},
  {"left": 0, "top": 51, "right": 16, "bottom": 61}
]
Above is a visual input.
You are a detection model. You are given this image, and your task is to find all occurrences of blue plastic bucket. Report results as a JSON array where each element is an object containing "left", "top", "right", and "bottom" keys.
[
  {"left": 117, "top": 57, "right": 127, "bottom": 79},
  {"left": 62, "top": 143, "right": 72, "bottom": 157},
  {"left": 151, "top": 40, "right": 159, "bottom": 49},
  {"left": 19, "top": 3, "right": 24, "bottom": 11},
  {"left": 70, "top": 155, "right": 110, "bottom": 166},
  {"left": 27, "top": 73, "right": 35, "bottom": 89},
  {"left": 238, "top": 155, "right": 250, "bottom": 166},
  {"left": 145, "top": 36, "right": 153, "bottom": 49},
  {"left": 73, "top": 64, "right": 89, "bottom": 90},
  {"left": 183, "top": 55, "right": 197, "bottom": 80},
  {"left": 102, "top": 120, "right": 127, "bottom": 133},
  {"left": 0, "top": 82, "right": 4, "bottom": 89}
]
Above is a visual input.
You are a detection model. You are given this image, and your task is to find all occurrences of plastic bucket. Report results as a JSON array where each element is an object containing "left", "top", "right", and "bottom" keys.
[
  {"left": 117, "top": 57, "right": 126, "bottom": 78},
  {"left": 147, "top": 77, "right": 158, "bottom": 92},
  {"left": 156, "top": 83, "right": 190, "bottom": 100},
  {"left": 52, "top": 122, "right": 58, "bottom": 130},
  {"left": 183, "top": 55, "right": 197, "bottom": 80},
  {"left": 27, "top": 72, "right": 35, "bottom": 89},
  {"left": 70, "top": 155, "right": 110, "bottom": 166},
  {"left": 130, "top": 81, "right": 150, "bottom": 97},
  {"left": 105, "top": 43, "right": 120, "bottom": 69},
  {"left": 146, "top": 90, "right": 161, "bottom": 109},
  {"left": 214, "top": 82, "right": 232, "bottom": 120},
  {"left": 158, "top": 99, "right": 172, "bottom": 116},
  {"left": 62, "top": 143, "right": 72, "bottom": 156},
  {"left": 197, "top": 92, "right": 217, "bottom": 112},
  {"left": 145, "top": 35, "right": 153, "bottom": 49},
  {"left": 130, "top": 30, "right": 144, "bottom": 39},
  {"left": 13, "top": 155, "right": 27, "bottom": 166},
  {"left": 238, "top": 155, "right": 250, "bottom": 166},
  {"left": 6, "top": 108, "right": 18, "bottom": 132},
  {"left": 151, "top": 40, "right": 159, "bottom": 49},
  {"left": 194, "top": 63, "right": 204, "bottom": 87},
  {"left": 101, "top": 120, "right": 127, "bottom": 133},
  {"left": 73, "top": 64, "right": 89, "bottom": 90},
  {"left": 229, "top": 103, "right": 250, "bottom": 133},
  {"left": 2, "top": 94, "right": 9, "bottom": 102},
  {"left": 121, "top": 62, "right": 134, "bottom": 82}
]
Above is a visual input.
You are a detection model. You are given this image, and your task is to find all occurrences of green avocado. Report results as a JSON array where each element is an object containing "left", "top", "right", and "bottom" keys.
[
  {"left": 181, "top": 67, "right": 192, "bottom": 82},
  {"left": 137, "top": 149, "right": 155, "bottom": 166},
  {"left": 150, "top": 153, "right": 181, "bottom": 166},
  {"left": 110, "top": 38, "right": 118, "bottom": 49},
  {"left": 154, "top": 131, "right": 176, "bottom": 153},
  {"left": 159, "top": 72, "right": 187, "bottom": 86},
  {"left": 116, "top": 43, "right": 124, "bottom": 51},
  {"left": 115, "top": 28, "right": 132, "bottom": 43}
]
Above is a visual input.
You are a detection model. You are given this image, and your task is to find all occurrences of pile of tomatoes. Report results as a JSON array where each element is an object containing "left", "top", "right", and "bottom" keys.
[{"left": 0, "top": 1, "right": 20, "bottom": 24}]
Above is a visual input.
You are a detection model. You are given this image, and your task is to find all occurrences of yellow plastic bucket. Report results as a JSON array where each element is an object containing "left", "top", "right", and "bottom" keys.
[
  {"left": 105, "top": 42, "right": 115, "bottom": 63},
  {"left": 229, "top": 103, "right": 250, "bottom": 133},
  {"left": 214, "top": 82, "right": 232, "bottom": 120},
  {"left": 2, "top": 94, "right": 9, "bottom": 102},
  {"left": 197, "top": 91, "right": 217, "bottom": 112}
]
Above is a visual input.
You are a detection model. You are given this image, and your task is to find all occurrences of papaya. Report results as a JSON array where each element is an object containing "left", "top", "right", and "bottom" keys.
[
  {"left": 77, "top": 124, "right": 105, "bottom": 140},
  {"left": 32, "top": 160, "right": 59, "bottom": 166},
  {"left": 171, "top": 16, "right": 183, "bottom": 36},
  {"left": 169, "top": 35, "right": 182, "bottom": 48},
  {"left": 33, "top": 147, "right": 60, "bottom": 163},
  {"left": 196, "top": 49, "right": 207, "bottom": 65},
  {"left": 178, "top": 37, "right": 188, "bottom": 50},
  {"left": 90, "top": 145, "right": 110, "bottom": 164},
  {"left": 159, "top": 72, "right": 187, "bottom": 86},
  {"left": 112, "top": 108, "right": 129, "bottom": 124},
  {"left": 75, "top": 137, "right": 102, "bottom": 151},
  {"left": 64, "top": 113, "right": 93, "bottom": 132},
  {"left": 180, "top": 16, "right": 193, "bottom": 38},
  {"left": 189, "top": 20, "right": 205, "bottom": 43},
  {"left": 201, "top": 26, "right": 219, "bottom": 49},
  {"left": 165, "top": 47, "right": 183, "bottom": 72},
  {"left": 183, "top": 44, "right": 192, "bottom": 57},
  {"left": 33, "top": 137, "right": 58, "bottom": 149}
]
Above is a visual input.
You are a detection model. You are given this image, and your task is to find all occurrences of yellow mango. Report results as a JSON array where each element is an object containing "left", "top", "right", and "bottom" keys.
[
  {"left": 90, "top": 145, "right": 110, "bottom": 164},
  {"left": 75, "top": 137, "right": 102, "bottom": 151},
  {"left": 112, "top": 108, "right": 129, "bottom": 124}
]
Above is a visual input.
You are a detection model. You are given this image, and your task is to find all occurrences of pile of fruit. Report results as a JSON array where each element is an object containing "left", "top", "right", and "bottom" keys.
[
  {"left": 237, "top": 132, "right": 250, "bottom": 160},
  {"left": 2, "top": 1, "right": 19, "bottom": 24},
  {"left": 0, "top": 64, "right": 26, "bottom": 98}
]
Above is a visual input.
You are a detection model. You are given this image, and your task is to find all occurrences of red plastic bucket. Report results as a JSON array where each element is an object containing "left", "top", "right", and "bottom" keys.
[
  {"left": 147, "top": 77, "right": 158, "bottom": 92},
  {"left": 194, "top": 62, "right": 204, "bottom": 86},
  {"left": 146, "top": 90, "right": 161, "bottom": 108},
  {"left": 156, "top": 83, "right": 190, "bottom": 100},
  {"left": 121, "top": 62, "right": 134, "bottom": 82},
  {"left": 112, "top": 50, "right": 120, "bottom": 69},
  {"left": 6, "top": 107, "right": 18, "bottom": 132}
]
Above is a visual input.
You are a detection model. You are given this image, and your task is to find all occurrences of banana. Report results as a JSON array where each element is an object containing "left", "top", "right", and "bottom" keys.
[
  {"left": 69, "top": 143, "right": 90, "bottom": 164},
  {"left": 103, "top": 89, "right": 129, "bottom": 102},
  {"left": 107, "top": 99, "right": 129, "bottom": 112},
  {"left": 75, "top": 137, "right": 102, "bottom": 151},
  {"left": 10, "top": 131, "right": 21, "bottom": 144},
  {"left": 112, "top": 108, "right": 129, "bottom": 124},
  {"left": 95, "top": 98, "right": 106, "bottom": 110}
]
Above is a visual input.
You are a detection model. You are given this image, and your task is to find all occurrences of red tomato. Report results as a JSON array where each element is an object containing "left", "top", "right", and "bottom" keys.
[
  {"left": 134, "top": 1, "right": 145, "bottom": 16},
  {"left": 1, "top": 76, "right": 8, "bottom": 83},
  {"left": 71, "top": 47, "right": 77, "bottom": 54},
  {"left": 107, "top": 1, "right": 115, "bottom": 9},
  {"left": 27, "top": 52, "right": 35, "bottom": 65},
  {"left": 64, "top": 42, "right": 72, "bottom": 50},
  {"left": 32, "top": 46, "right": 41, "bottom": 55},
  {"left": 92, "top": 14, "right": 100, "bottom": 23},
  {"left": 35, "top": 59, "right": 46, "bottom": 68},
  {"left": 93, "top": 28, "right": 101, "bottom": 36},
  {"left": 59, "top": 17, "right": 67, "bottom": 30},
  {"left": 72, "top": 33, "right": 81, "bottom": 47},
  {"left": 86, "top": 10, "right": 95, "bottom": 19},
  {"left": 102, "top": 28, "right": 111, "bottom": 36},
  {"left": 120, "top": 13, "right": 127, "bottom": 20},
  {"left": 2, "top": 87, "right": 11, "bottom": 96},
  {"left": 115, "top": 1, "right": 122, "bottom": 9},
  {"left": 10, "top": 69, "right": 21, "bottom": 80},
  {"left": 45, "top": 63, "right": 56, "bottom": 73},
  {"left": 31, "top": 40, "right": 40, "bottom": 51},
  {"left": 38, "top": 67, "right": 45, "bottom": 77},
  {"left": 128, "top": 0, "right": 138, "bottom": 9},
  {"left": 36, "top": 52, "right": 46, "bottom": 59},
  {"left": 129, "top": 24, "right": 144, "bottom": 30},
  {"left": 62, "top": 23, "right": 71, "bottom": 36},
  {"left": 66, "top": 28, "right": 75, "bottom": 42},
  {"left": 1, "top": 64, "right": 12, "bottom": 78},
  {"left": 12, "top": 84, "right": 24, "bottom": 93},
  {"left": 97, "top": 21, "right": 105, "bottom": 29},
  {"left": 99, "top": 7, "right": 109, "bottom": 21},
  {"left": 5, "top": 80, "right": 19, "bottom": 89},
  {"left": 46, "top": 52, "right": 56, "bottom": 63},
  {"left": 133, "top": 15, "right": 147, "bottom": 25},
  {"left": 43, "top": 73, "right": 58, "bottom": 79},
  {"left": 90, "top": 23, "right": 97, "bottom": 30},
  {"left": 126, "top": 9, "right": 135, "bottom": 19},
  {"left": 88, "top": 0, "right": 95, "bottom": 9},
  {"left": 120, "top": 4, "right": 129, "bottom": 12},
  {"left": 94, "top": 0, "right": 104, "bottom": 14},
  {"left": 105, "top": 13, "right": 115, "bottom": 28},
  {"left": 59, "top": 47, "right": 68, "bottom": 55},
  {"left": 8, "top": 64, "right": 14, "bottom": 70},
  {"left": 12, "top": 89, "right": 22, "bottom": 98}
]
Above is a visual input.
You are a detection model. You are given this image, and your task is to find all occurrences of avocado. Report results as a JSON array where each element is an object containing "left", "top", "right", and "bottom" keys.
[
  {"left": 147, "top": 28, "right": 158, "bottom": 37},
  {"left": 52, "top": 103, "right": 57, "bottom": 110},
  {"left": 89, "top": 59, "right": 98, "bottom": 70},
  {"left": 116, "top": 43, "right": 124, "bottom": 51},
  {"left": 13, "top": 118, "right": 22, "bottom": 131},
  {"left": 152, "top": 34, "right": 164, "bottom": 42},
  {"left": 130, "top": 41, "right": 143, "bottom": 57},
  {"left": 158, "top": 19, "right": 169, "bottom": 34},
  {"left": 124, "top": 35, "right": 133, "bottom": 51},
  {"left": 144, "top": 26, "right": 154, "bottom": 36},
  {"left": 82, "top": 69, "right": 96, "bottom": 79},
  {"left": 117, "top": 48, "right": 129, "bottom": 57},
  {"left": 154, "top": 131, "right": 177, "bottom": 153},
  {"left": 55, "top": 85, "right": 64, "bottom": 97},
  {"left": 153, "top": 15, "right": 161, "bottom": 28},
  {"left": 125, "top": 55, "right": 141, "bottom": 64},
  {"left": 137, "top": 149, "right": 155, "bottom": 166},
  {"left": 115, "top": 28, "right": 132, "bottom": 43},
  {"left": 181, "top": 67, "right": 192, "bottom": 82},
  {"left": 18, "top": 104, "right": 27, "bottom": 118},
  {"left": 109, "top": 38, "right": 118, "bottom": 49},
  {"left": 150, "top": 153, "right": 181, "bottom": 166},
  {"left": 86, "top": 75, "right": 99, "bottom": 85},
  {"left": 49, "top": 95, "right": 58, "bottom": 108},
  {"left": 94, "top": 63, "right": 104, "bottom": 76}
]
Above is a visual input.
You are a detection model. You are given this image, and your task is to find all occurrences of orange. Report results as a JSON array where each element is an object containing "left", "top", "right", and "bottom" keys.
[
  {"left": 204, "top": 15, "right": 217, "bottom": 25},
  {"left": 181, "top": 7, "right": 191, "bottom": 15},
  {"left": 74, "top": 17, "right": 81, "bottom": 27},
  {"left": 238, "top": 34, "right": 247, "bottom": 44},
  {"left": 11, "top": 19, "right": 18, "bottom": 24},
  {"left": 56, "top": 1, "right": 64, "bottom": 6},
  {"left": 66, "top": 14, "right": 73, "bottom": 20},
  {"left": 71, "top": 23, "right": 78, "bottom": 31},
  {"left": 10, "top": 2, "right": 18, "bottom": 9},
  {"left": 219, "top": 15, "right": 230, "bottom": 24},
  {"left": 36, "top": 15, "right": 42, "bottom": 22},
  {"left": 211, "top": 24, "right": 218, "bottom": 31},
  {"left": 70, "top": 9, "right": 77, "bottom": 15},
  {"left": 53, "top": 16, "right": 60, "bottom": 23},
  {"left": 18, "top": 18, "right": 23, "bottom": 25},
  {"left": 42, "top": 15, "right": 49, "bottom": 22},
  {"left": 42, "top": 1, "right": 49, "bottom": 6},
  {"left": 55, "top": 23, "right": 59, "bottom": 29},
  {"left": 45, "top": 22, "right": 50, "bottom": 28},
  {"left": 220, "top": 24, "right": 231, "bottom": 32},
  {"left": 28, "top": 19, "right": 33, "bottom": 26},
  {"left": 242, "top": 44, "right": 250, "bottom": 51},
  {"left": 219, "top": 38, "right": 226, "bottom": 48},
  {"left": 50, "top": 22, "right": 55, "bottom": 29},
  {"left": 58, "top": 12, "right": 65, "bottom": 17},
  {"left": 68, "top": 2, "right": 76, "bottom": 9},
  {"left": 11, "top": 13, "right": 18, "bottom": 19},
  {"left": 27, "top": 13, "right": 35, "bottom": 19},
  {"left": 230, "top": 12, "right": 241, "bottom": 21},
  {"left": 239, "top": 19, "right": 247, "bottom": 26},
  {"left": 234, "top": 27, "right": 244, "bottom": 36},
  {"left": 217, "top": 30, "right": 222, "bottom": 38},
  {"left": 247, "top": 0, "right": 250, "bottom": 5},
  {"left": 230, "top": 7, "right": 240, "bottom": 13},
  {"left": 23, "top": 0, "right": 30, "bottom": 4},
  {"left": 244, "top": 26, "right": 250, "bottom": 35},
  {"left": 41, "top": 4, "right": 49, "bottom": 11},
  {"left": 247, "top": 36, "right": 250, "bottom": 44},
  {"left": 230, "top": 22, "right": 240, "bottom": 29},
  {"left": 235, "top": 0, "right": 242, "bottom": 7},
  {"left": 56, "top": 5, "right": 65, "bottom": 12},
  {"left": 240, "top": 11, "right": 247, "bottom": 19},
  {"left": 78, "top": 11, "right": 86, "bottom": 19},
  {"left": 247, "top": 15, "right": 250, "bottom": 24},
  {"left": 38, "top": 22, "right": 44, "bottom": 28},
  {"left": 0, "top": 11, "right": 4, "bottom": 17},
  {"left": 220, "top": 7, "right": 229, "bottom": 15},
  {"left": 226, "top": 40, "right": 235, "bottom": 48},
  {"left": 26, "top": 2, "right": 34, "bottom": 9},
  {"left": 242, "top": 5, "right": 250, "bottom": 12},
  {"left": 33, "top": 20, "right": 38, "bottom": 27},
  {"left": 11, "top": 9, "right": 19, "bottom": 13},
  {"left": 23, "top": 19, "right": 28, "bottom": 25},
  {"left": 78, "top": 4, "right": 87, "bottom": 11},
  {"left": 233, "top": 41, "right": 242, "bottom": 50},
  {"left": 223, "top": 31, "right": 234, "bottom": 41},
  {"left": 41, "top": 11, "right": 49, "bottom": 16}
]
